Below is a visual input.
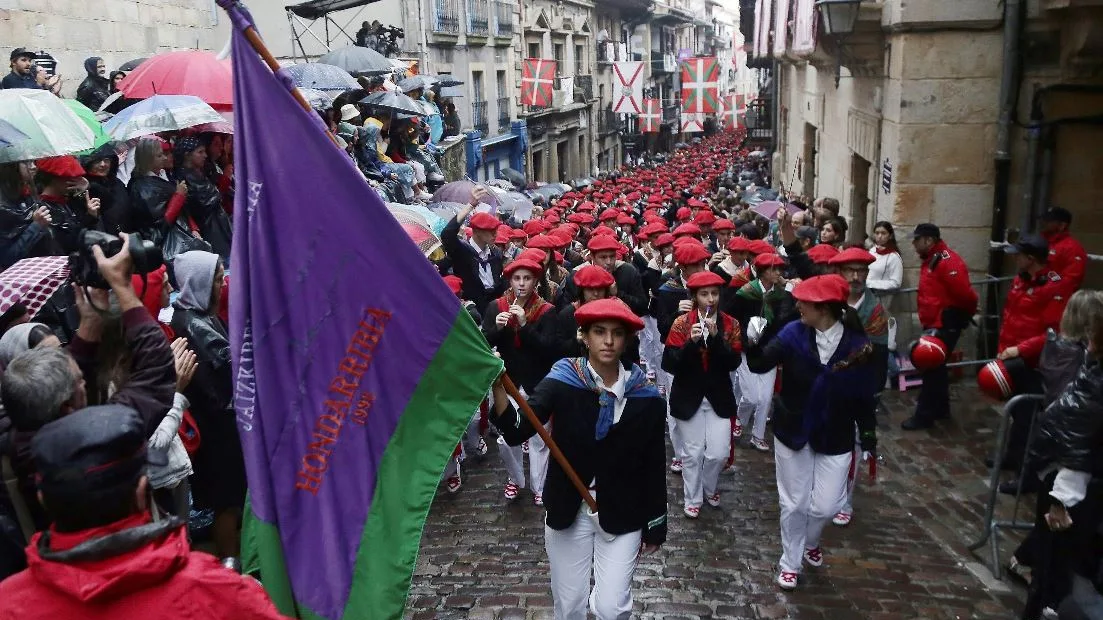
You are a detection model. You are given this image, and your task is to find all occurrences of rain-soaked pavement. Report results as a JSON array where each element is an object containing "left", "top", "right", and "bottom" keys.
[{"left": 405, "top": 379, "right": 1031, "bottom": 619}]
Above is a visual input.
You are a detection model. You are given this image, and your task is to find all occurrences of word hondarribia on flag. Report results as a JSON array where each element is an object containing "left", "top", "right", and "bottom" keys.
[{"left": 222, "top": 5, "right": 503, "bottom": 619}]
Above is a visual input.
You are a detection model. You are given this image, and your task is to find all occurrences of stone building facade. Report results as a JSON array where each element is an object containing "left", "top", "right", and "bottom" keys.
[
  {"left": 1, "top": 0, "right": 221, "bottom": 96},
  {"left": 751, "top": 0, "right": 1102, "bottom": 286}
]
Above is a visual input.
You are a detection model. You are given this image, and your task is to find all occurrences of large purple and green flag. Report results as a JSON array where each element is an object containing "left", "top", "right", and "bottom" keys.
[{"left": 221, "top": 3, "right": 503, "bottom": 619}]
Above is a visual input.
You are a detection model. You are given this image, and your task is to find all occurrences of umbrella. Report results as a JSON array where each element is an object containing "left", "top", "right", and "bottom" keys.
[
  {"left": 491, "top": 189, "right": 535, "bottom": 221},
  {"left": 423, "top": 74, "right": 464, "bottom": 87},
  {"left": 118, "top": 57, "right": 147, "bottom": 72},
  {"left": 750, "top": 200, "right": 803, "bottom": 220},
  {"left": 118, "top": 51, "right": 233, "bottom": 110},
  {"left": 103, "top": 95, "right": 224, "bottom": 141},
  {"left": 61, "top": 99, "right": 111, "bottom": 154},
  {"left": 191, "top": 120, "right": 234, "bottom": 134},
  {"left": 485, "top": 178, "right": 514, "bottom": 190},
  {"left": 296, "top": 87, "right": 334, "bottom": 110},
  {"left": 384, "top": 204, "right": 442, "bottom": 257},
  {"left": 358, "top": 90, "right": 428, "bottom": 116},
  {"left": 426, "top": 202, "right": 464, "bottom": 221},
  {"left": 530, "top": 184, "right": 565, "bottom": 201},
  {"left": 285, "top": 63, "right": 359, "bottom": 92},
  {"left": 397, "top": 76, "right": 436, "bottom": 93},
  {"left": 0, "top": 256, "right": 70, "bottom": 318},
  {"left": 317, "top": 46, "right": 393, "bottom": 76},
  {"left": 497, "top": 167, "right": 526, "bottom": 188},
  {"left": 569, "top": 177, "right": 593, "bottom": 188},
  {"left": 0, "top": 119, "right": 29, "bottom": 148},
  {"left": 0, "top": 89, "right": 95, "bottom": 163},
  {"left": 431, "top": 180, "right": 499, "bottom": 209},
  {"left": 386, "top": 203, "right": 448, "bottom": 236}
]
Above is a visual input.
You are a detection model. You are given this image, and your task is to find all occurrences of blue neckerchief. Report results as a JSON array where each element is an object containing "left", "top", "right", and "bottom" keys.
[{"left": 545, "top": 357, "right": 660, "bottom": 440}]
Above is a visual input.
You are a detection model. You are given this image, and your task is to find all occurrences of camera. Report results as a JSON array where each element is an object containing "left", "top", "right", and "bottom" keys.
[{"left": 69, "top": 230, "right": 163, "bottom": 289}]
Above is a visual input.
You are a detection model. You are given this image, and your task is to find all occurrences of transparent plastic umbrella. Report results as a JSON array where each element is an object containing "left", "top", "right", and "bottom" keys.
[
  {"left": 285, "top": 63, "right": 359, "bottom": 92},
  {"left": 102, "top": 95, "right": 224, "bottom": 141},
  {"left": 0, "top": 89, "right": 94, "bottom": 163},
  {"left": 62, "top": 99, "right": 111, "bottom": 154}
]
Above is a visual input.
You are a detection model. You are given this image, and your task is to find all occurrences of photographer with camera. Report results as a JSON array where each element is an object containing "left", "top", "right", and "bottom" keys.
[{"left": 1, "top": 232, "right": 176, "bottom": 536}]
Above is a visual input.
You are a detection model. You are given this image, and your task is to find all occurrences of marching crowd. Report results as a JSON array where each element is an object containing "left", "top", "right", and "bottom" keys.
[{"left": 0, "top": 43, "right": 1100, "bottom": 620}]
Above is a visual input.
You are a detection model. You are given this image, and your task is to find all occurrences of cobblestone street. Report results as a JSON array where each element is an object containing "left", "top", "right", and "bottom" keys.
[{"left": 406, "top": 382, "right": 1030, "bottom": 619}]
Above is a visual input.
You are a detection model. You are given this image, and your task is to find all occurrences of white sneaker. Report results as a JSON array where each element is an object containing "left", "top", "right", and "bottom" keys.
[
  {"left": 669, "top": 458, "right": 683, "bottom": 473},
  {"left": 802, "top": 546, "right": 824, "bottom": 567},
  {"left": 832, "top": 511, "right": 852, "bottom": 526},
  {"left": 776, "top": 570, "right": 798, "bottom": 590}
]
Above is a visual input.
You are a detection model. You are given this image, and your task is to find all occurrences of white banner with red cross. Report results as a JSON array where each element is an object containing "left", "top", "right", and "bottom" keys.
[
  {"left": 612, "top": 61, "right": 645, "bottom": 114},
  {"left": 681, "top": 112, "right": 705, "bottom": 133}
]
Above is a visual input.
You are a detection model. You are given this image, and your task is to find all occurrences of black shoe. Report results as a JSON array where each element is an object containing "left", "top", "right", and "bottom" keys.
[
  {"left": 984, "top": 457, "right": 1020, "bottom": 471},
  {"left": 999, "top": 478, "right": 1043, "bottom": 496},
  {"left": 901, "top": 415, "right": 934, "bottom": 430}
]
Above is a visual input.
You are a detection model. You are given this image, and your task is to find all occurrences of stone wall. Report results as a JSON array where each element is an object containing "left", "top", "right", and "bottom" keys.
[{"left": 0, "top": 0, "right": 220, "bottom": 96}]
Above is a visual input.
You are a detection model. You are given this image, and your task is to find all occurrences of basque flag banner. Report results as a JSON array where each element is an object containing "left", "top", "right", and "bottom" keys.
[
  {"left": 220, "top": 2, "right": 503, "bottom": 619},
  {"left": 680, "top": 57, "right": 720, "bottom": 114},
  {"left": 521, "top": 58, "right": 556, "bottom": 107},
  {"left": 641, "top": 99, "right": 661, "bottom": 133}
]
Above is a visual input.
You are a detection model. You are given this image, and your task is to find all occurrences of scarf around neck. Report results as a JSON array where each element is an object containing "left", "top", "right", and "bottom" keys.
[{"left": 545, "top": 357, "right": 659, "bottom": 440}]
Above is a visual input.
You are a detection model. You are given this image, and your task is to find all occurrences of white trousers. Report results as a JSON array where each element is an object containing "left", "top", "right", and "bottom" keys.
[
  {"left": 529, "top": 421, "right": 552, "bottom": 495},
  {"left": 545, "top": 498, "right": 641, "bottom": 620},
  {"left": 640, "top": 316, "right": 663, "bottom": 372},
  {"left": 461, "top": 411, "right": 483, "bottom": 456},
  {"left": 736, "top": 357, "right": 774, "bottom": 442},
  {"left": 774, "top": 442, "right": 851, "bottom": 573},
  {"left": 676, "top": 399, "right": 730, "bottom": 508},
  {"left": 654, "top": 361, "right": 684, "bottom": 461},
  {"left": 490, "top": 389, "right": 527, "bottom": 487}
]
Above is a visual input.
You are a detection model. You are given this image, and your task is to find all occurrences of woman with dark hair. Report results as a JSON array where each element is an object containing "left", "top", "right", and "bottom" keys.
[
  {"left": 108, "top": 70, "right": 125, "bottom": 93},
  {"left": 867, "top": 221, "right": 903, "bottom": 292},
  {"left": 174, "top": 137, "right": 232, "bottom": 263},
  {"left": 127, "top": 138, "right": 193, "bottom": 251},
  {"left": 442, "top": 100, "right": 461, "bottom": 138},
  {"left": 819, "top": 217, "right": 848, "bottom": 249},
  {"left": 491, "top": 297, "right": 666, "bottom": 620},
  {"left": 744, "top": 274, "right": 878, "bottom": 591},
  {"left": 0, "top": 162, "right": 56, "bottom": 267},
  {"left": 81, "top": 145, "right": 130, "bottom": 235}
]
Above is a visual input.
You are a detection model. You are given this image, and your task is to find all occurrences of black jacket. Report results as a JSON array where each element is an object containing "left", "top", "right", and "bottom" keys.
[
  {"left": 661, "top": 312, "right": 742, "bottom": 419},
  {"left": 556, "top": 262, "right": 648, "bottom": 317},
  {"left": 83, "top": 147, "right": 130, "bottom": 236},
  {"left": 480, "top": 298, "right": 557, "bottom": 393},
  {"left": 170, "top": 307, "right": 232, "bottom": 420},
  {"left": 75, "top": 75, "right": 111, "bottom": 112},
  {"left": 652, "top": 277, "right": 689, "bottom": 340},
  {"left": 175, "top": 167, "right": 232, "bottom": 263},
  {"left": 497, "top": 374, "right": 668, "bottom": 546},
  {"left": 1029, "top": 359, "right": 1103, "bottom": 476},
  {"left": 441, "top": 216, "right": 505, "bottom": 315},
  {"left": 127, "top": 175, "right": 176, "bottom": 243}
]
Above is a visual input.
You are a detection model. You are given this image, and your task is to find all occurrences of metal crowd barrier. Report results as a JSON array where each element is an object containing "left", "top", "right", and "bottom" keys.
[{"left": 966, "top": 393, "right": 1046, "bottom": 579}]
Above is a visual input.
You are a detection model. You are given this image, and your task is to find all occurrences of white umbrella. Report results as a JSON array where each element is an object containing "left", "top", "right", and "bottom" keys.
[
  {"left": 102, "top": 95, "right": 225, "bottom": 141},
  {"left": 0, "top": 89, "right": 95, "bottom": 163}
]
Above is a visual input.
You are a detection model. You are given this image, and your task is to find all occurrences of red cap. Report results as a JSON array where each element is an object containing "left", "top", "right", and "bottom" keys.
[
  {"left": 443, "top": 275, "right": 463, "bottom": 296},
  {"left": 694, "top": 211, "right": 717, "bottom": 225},
  {"left": 567, "top": 213, "right": 592, "bottom": 225},
  {"left": 548, "top": 230, "right": 573, "bottom": 248},
  {"left": 806, "top": 244, "right": 841, "bottom": 264},
  {"left": 654, "top": 233, "right": 675, "bottom": 248},
  {"left": 554, "top": 250, "right": 563, "bottom": 262},
  {"left": 676, "top": 207, "right": 692, "bottom": 221},
  {"left": 674, "top": 242, "right": 711, "bottom": 266},
  {"left": 828, "top": 246, "right": 876, "bottom": 266},
  {"left": 616, "top": 213, "right": 636, "bottom": 226},
  {"left": 746, "top": 240, "right": 775, "bottom": 256},
  {"left": 504, "top": 258, "right": 545, "bottom": 279},
  {"left": 527, "top": 234, "right": 557, "bottom": 250},
  {"left": 517, "top": 248, "right": 547, "bottom": 264},
  {"left": 469, "top": 212, "right": 500, "bottom": 231},
  {"left": 673, "top": 223, "right": 702, "bottom": 238},
  {"left": 686, "top": 271, "right": 725, "bottom": 290},
  {"left": 494, "top": 230, "right": 511, "bottom": 245},
  {"left": 712, "top": 219, "right": 736, "bottom": 232},
  {"left": 727, "top": 237, "right": 751, "bottom": 253},
  {"left": 509, "top": 228, "right": 528, "bottom": 240},
  {"left": 590, "top": 225, "right": 616, "bottom": 237},
  {"left": 599, "top": 209, "right": 619, "bottom": 221},
  {"left": 754, "top": 253, "right": 786, "bottom": 269},
  {"left": 587, "top": 234, "right": 622, "bottom": 253},
  {"left": 36, "top": 155, "right": 85, "bottom": 178},
  {"left": 577, "top": 201, "right": 597, "bottom": 211},
  {"left": 791, "top": 274, "right": 850, "bottom": 304},
  {"left": 574, "top": 264, "right": 616, "bottom": 289},
  {"left": 574, "top": 297, "right": 644, "bottom": 331},
  {"left": 523, "top": 220, "right": 548, "bottom": 236}
]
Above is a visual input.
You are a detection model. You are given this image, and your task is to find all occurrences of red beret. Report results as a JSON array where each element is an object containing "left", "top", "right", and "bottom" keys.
[
  {"left": 527, "top": 234, "right": 557, "bottom": 250},
  {"left": 566, "top": 213, "right": 591, "bottom": 224},
  {"left": 548, "top": 230, "right": 573, "bottom": 248},
  {"left": 754, "top": 253, "right": 786, "bottom": 269},
  {"left": 574, "top": 264, "right": 616, "bottom": 289},
  {"left": 626, "top": 191, "right": 641, "bottom": 201},
  {"left": 654, "top": 233, "right": 675, "bottom": 248},
  {"left": 599, "top": 209, "right": 619, "bottom": 222},
  {"left": 469, "top": 212, "right": 500, "bottom": 231},
  {"left": 577, "top": 201, "right": 597, "bottom": 212},
  {"left": 686, "top": 271, "right": 725, "bottom": 290},
  {"left": 554, "top": 250, "right": 564, "bottom": 262},
  {"left": 545, "top": 214, "right": 560, "bottom": 225},
  {"left": 509, "top": 228, "right": 528, "bottom": 240},
  {"left": 806, "top": 244, "right": 841, "bottom": 264},
  {"left": 517, "top": 248, "right": 547, "bottom": 264},
  {"left": 523, "top": 220, "right": 548, "bottom": 236},
  {"left": 746, "top": 240, "right": 776, "bottom": 256},
  {"left": 616, "top": 214, "right": 636, "bottom": 226},
  {"left": 641, "top": 222, "right": 668, "bottom": 237},
  {"left": 792, "top": 274, "right": 850, "bottom": 304},
  {"left": 674, "top": 242, "right": 711, "bottom": 266},
  {"left": 694, "top": 211, "right": 717, "bottom": 225},
  {"left": 36, "top": 155, "right": 85, "bottom": 178},
  {"left": 727, "top": 237, "right": 750, "bottom": 252},
  {"left": 443, "top": 275, "right": 463, "bottom": 296},
  {"left": 828, "top": 247, "right": 876, "bottom": 266},
  {"left": 647, "top": 195, "right": 663, "bottom": 204},
  {"left": 494, "top": 230, "right": 511, "bottom": 245},
  {"left": 587, "top": 234, "right": 621, "bottom": 253},
  {"left": 673, "top": 223, "right": 702, "bottom": 238},
  {"left": 504, "top": 258, "right": 544, "bottom": 279},
  {"left": 574, "top": 297, "right": 644, "bottom": 331},
  {"left": 712, "top": 219, "right": 736, "bottom": 232},
  {"left": 687, "top": 198, "right": 708, "bottom": 209},
  {"left": 676, "top": 207, "right": 692, "bottom": 221}
]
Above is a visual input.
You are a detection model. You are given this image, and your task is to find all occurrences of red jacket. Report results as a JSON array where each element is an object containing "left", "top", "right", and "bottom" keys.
[
  {"left": 917, "top": 240, "right": 978, "bottom": 329},
  {"left": 1043, "top": 231, "right": 1088, "bottom": 297},
  {"left": 999, "top": 270, "right": 1068, "bottom": 367},
  {"left": 0, "top": 514, "right": 287, "bottom": 620}
]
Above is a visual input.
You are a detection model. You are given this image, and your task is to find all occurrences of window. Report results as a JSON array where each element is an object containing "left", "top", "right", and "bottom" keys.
[
  {"left": 575, "top": 44, "right": 585, "bottom": 74},
  {"left": 472, "top": 70, "right": 484, "bottom": 101},
  {"left": 496, "top": 70, "right": 507, "bottom": 98},
  {"left": 553, "top": 43, "right": 564, "bottom": 65},
  {"left": 528, "top": 42, "right": 541, "bottom": 59}
]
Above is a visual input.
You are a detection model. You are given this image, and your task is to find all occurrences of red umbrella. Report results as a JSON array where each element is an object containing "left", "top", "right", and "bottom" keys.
[{"left": 118, "top": 51, "right": 233, "bottom": 110}]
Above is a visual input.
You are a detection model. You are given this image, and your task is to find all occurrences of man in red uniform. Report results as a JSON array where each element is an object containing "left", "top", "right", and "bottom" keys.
[
  {"left": 1038, "top": 207, "right": 1087, "bottom": 298},
  {"left": 902, "top": 223, "right": 979, "bottom": 430}
]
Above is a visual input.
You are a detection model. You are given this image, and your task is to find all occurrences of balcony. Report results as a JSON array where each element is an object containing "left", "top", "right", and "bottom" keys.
[
  {"left": 493, "top": 0, "right": 513, "bottom": 37},
  {"left": 650, "top": 52, "right": 677, "bottom": 74},
  {"left": 597, "top": 109, "right": 621, "bottom": 135},
  {"left": 467, "top": 0, "right": 490, "bottom": 37},
  {"left": 497, "top": 96, "right": 511, "bottom": 130},
  {"left": 574, "top": 75, "right": 593, "bottom": 102},
  {"left": 432, "top": 0, "right": 460, "bottom": 34},
  {"left": 472, "top": 100, "right": 489, "bottom": 134},
  {"left": 745, "top": 98, "right": 773, "bottom": 144}
]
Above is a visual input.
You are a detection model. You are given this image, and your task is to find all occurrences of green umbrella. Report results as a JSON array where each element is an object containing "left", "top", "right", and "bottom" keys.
[
  {"left": 62, "top": 99, "right": 111, "bottom": 154},
  {"left": 0, "top": 89, "right": 94, "bottom": 163}
]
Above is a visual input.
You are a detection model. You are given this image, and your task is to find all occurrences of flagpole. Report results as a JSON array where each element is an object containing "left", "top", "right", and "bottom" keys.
[
  {"left": 499, "top": 374, "right": 598, "bottom": 514},
  {"left": 216, "top": 0, "right": 340, "bottom": 147}
]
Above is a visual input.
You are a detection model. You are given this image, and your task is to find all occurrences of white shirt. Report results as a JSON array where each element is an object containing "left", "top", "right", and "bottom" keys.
[
  {"left": 848, "top": 292, "right": 866, "bottom": 311},
  {"left": 815, "top": 321, "right": 845, "bottom": 365},
  {"left": 586, "top": 360, "right": 630, "bottom": 426},
  {"left": 468, "top": 239, "right": 496, "bottom": 289},
  {"left": 867, "top": 249, "right": 903, "bottom": 291}
]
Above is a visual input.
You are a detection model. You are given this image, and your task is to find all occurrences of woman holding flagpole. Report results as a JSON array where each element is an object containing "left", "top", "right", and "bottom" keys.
[{"left": 492, "top": 297, "right": 667, "bottom": 620}]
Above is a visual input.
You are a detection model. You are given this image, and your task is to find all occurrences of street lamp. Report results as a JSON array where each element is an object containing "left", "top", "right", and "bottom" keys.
[{"left": 815, "top": 0, "right": 862, "bottom": 87}]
